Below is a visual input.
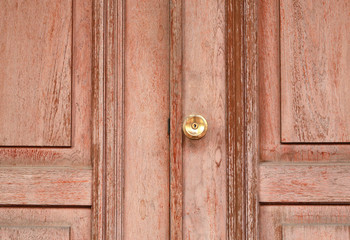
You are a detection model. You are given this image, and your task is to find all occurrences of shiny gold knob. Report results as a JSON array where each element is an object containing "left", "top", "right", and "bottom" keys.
[{"left": 182, "top": 115, "right": 208, "bottom": 140}]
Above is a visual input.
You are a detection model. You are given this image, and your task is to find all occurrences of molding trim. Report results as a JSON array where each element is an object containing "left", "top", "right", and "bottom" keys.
[
  {"left": 226, "top": 0, "right": 259, "bottom": 239},
  {"left": 92, "top": 0, "right": 124, "bottom": 239},
  {"left": 170, "top": 0, "right": 183, "bottom": 239}
]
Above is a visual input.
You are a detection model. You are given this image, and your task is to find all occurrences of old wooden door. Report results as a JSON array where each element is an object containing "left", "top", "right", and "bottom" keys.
[{"left": 257, "top": 0, "right": 350, "bottom": 239}]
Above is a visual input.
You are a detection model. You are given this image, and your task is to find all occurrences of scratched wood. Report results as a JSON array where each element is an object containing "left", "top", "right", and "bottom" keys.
[
  {"left": 281, "top": 0, "right": 350, "bottom": 143},
  {"left": 0, "top": 0, "right": 72, "bottom": 146},
  {"left": 283, "top": 224, "right": 350, "bottom": 240},
  {"left": 244, "top": 0, "right": 259, "bottom": 239},
  {"left": 182, "top": 0, "right": 226, "bottom": 238},
  {"left": 170, "top": 0, "right": 183, "bottom": 239},
  {"left": 0, "top": 208, "right": 90, "bottom": 240},
  {"left": 260, "top": 163, "right": 350, "bottom": 203},
  {"left": 123, "top": 0, "right": 170, "bottom": 239},
  {"left": 0, "top": 167, "right": 91, "bottom": 205},
  {"left": 226, "top": 0, "right": 253, "bottom": 239},
  {"left": 0, "top": 226, "right": 70, "bottom": 240},
  {"left": 0, "top": 0, "right": 92, "bottom": 166},
  {"left": 257, "top": 1, "right": 350, "bottom": 239},
  {"left": 259, "top": 0, "right": 350, "bottom": 162},
  {"left": 260, "top": 206, "right": 350, "bottom": 240}
]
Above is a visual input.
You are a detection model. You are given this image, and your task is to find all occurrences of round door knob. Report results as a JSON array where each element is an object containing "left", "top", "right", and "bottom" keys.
[{"left": 182, "top": 115, "right": 208, "bottom": 140}]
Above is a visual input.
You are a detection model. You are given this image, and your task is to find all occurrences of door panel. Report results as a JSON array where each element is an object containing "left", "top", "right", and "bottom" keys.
[
  {"left": 258, "top": 0, "right": 350, "bottom": 239},
  {"left": 182, "top": 0, "right": 226, "bottom": 238},
  {"left": 0, "top": 208, "right": 91, "bottom": 240},
  {"left": 259, "top": 0, "right": 350, "bottom": 163},
  {"left": 260, "top": 206, "right": 350, "bottom": 240},
  {"left": 0, "top": 0, "right": 72, "bottom": 147},
  {"left": 280, "top": 0, "right": 350, "bottom": 143},
  {"left": 0, "top": 0, "right": 92, "bottom": 167}
]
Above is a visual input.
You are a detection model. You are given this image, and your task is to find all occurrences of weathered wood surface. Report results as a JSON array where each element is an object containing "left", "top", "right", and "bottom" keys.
[
  {"left": 91, "top": 0, "right": 106, "bottom": 238},
  {"left": 0, "top": 167, "right": 91, "bottom": 205},
  {"left": 260, "top": 163, "right": 350, "bottom": 203},
  {"left": 182, "top": 0, "right": 226, "bottom": 238},
  {"left": 0, "top": 0, "right": 72, "bottom": 147},
  {"left": 245, "top": 0, "right": 259, "bottom": 239},
  {"left": 281, "top": 0, "right": 350, "bottom": 143},
  {"left": 259, "top": 0, "right": 350, "bottom": 162},
  {"left": 0, "top": 226, "right": 70, "bottom": 240},
  {"left": 283, "top": 224, "right": 350, "bottom": 240},
  {"left": 123, "top": 0, "right": 170, "bottom": 239},
  {"left": 226, "top": 0, "right": 261, "bottom": 239},
  {"left": 170, "top": 0, "right": 183, "bottom": 239},
  {"left": 260, "top": 206, "right": 350, "bottom": 240},
  {"left": 0, "top": 208, "right": 90, "bottom": 240},
  {"left": 0, "top": 0, "right": 92, "bottom": 166}
]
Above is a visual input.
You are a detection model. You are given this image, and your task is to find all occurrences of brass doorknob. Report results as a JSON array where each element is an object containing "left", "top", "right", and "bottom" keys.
[{"left": 182, "top": 115, "right": 208, "bottom": 140}]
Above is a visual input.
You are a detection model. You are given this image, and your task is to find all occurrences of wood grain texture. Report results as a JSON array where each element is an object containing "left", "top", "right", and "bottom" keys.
[
  {"left": 259, "top": 0, "right": 350, "bottom": 162},
  {"left": 260, "top": 163, "right": 350, "bottom": 203},
  {"left": 91, "top": 0, "right": 105, "bottom": 238},
  {"left": 283, "top": 224, "right": 350, "bottom": 240},
  {"left": 0, "top": 0, "right": 92, "bottom": 166},
  {"left": 170, "top": 0, "right": 183, "bottom": 239},
  {"left": 0, "top": 0, "right": 72, "bottom": 146},
  {"left": 0, "top": 167, "right": 91, "bottom": 205},
  {"left": 281, "top": 0, "right": 350, "bottom": 143},
  {"left": 260, "top": 206, "right": 350, "bottom": 240},
  {"left": 182, "top": 0, "right": 226, "bottom": 238},
  {"left": 226, "top": 0, "right": 247, "bottom": 239},
  {"left": 115, "top": 0, "right": 125, "bottom": 239},
  {"left": 123, "top": 0, "right": 170, "bottom": 239},
  {"left": 0, "top": 208, "right": 90, "bottom": 240},
  {"left": 244, "top": 0, "right": 259, "bottom": 239},
  {"left": 0, "top": 226, "right": 70, "bottom": 240}
]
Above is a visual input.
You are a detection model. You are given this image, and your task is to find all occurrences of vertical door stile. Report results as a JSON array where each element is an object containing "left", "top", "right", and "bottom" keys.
[{"left": 170, "top": 0, "right": 183, "bottom": 239}]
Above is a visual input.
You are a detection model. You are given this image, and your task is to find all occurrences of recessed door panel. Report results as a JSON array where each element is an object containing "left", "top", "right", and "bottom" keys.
[
  {"left": 280, "top": 0, "right": 350, "bottom": 143},
  {"left": 0, "top": 0, "right": 72, "bottom": 147}
]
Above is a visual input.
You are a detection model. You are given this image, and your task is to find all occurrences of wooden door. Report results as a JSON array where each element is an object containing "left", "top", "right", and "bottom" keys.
[{"left": 257, "top": 0, "right": 350, "bottom": 239}]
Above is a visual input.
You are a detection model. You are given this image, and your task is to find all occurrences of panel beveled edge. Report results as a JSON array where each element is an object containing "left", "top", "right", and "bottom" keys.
[
  {"left": 91, "top": 0, "right": 124, "bottom": 239},
  {"left": 226, "top": 0, "right": 259, "bottom": 239},
  {"left": 0, "top": 226, "right": 71, "bottom": 239},
  {"left": 282, "top": 224, "right": 350, "bottom": 240}
]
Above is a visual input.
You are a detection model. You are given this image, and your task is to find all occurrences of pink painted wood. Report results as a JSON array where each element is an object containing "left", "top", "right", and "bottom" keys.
[
  {"left": 0, "top": 226, "right": 70, "bottom": 240},
  {"left": 259, "top": 0, "right": 350, "bottom": 162},
  {"left": 0, "top": 167, "right": 91, "bottom": 205},
  {"left": 182, "top": 0, "right": 227, "bottom": 238},
  {"left": 281, "top": 0, "right": 350, "bottom": 143},
  {"left": 123, "top": 0, "right": 170, "bottom": 238},
  {"left": 283, "top": 224, "right": 350, "bottom": 240},
  {"left": 258, "top": 1, "right": 350, "bottom": 239},
  {"left": 0, "top": 0, "right": 92, "bottom": 166},
  {"left": 260, "top": 206, "right": 350, "bottom": 240},
  {"left": 0, "top": 0, "right": 72, "bottom": 147},
  {"left": 260, "top": 163, "right": 350, "bottom": 202},
  {"left": 0, "top": 208, "right": 91, "bottom": 240}
]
